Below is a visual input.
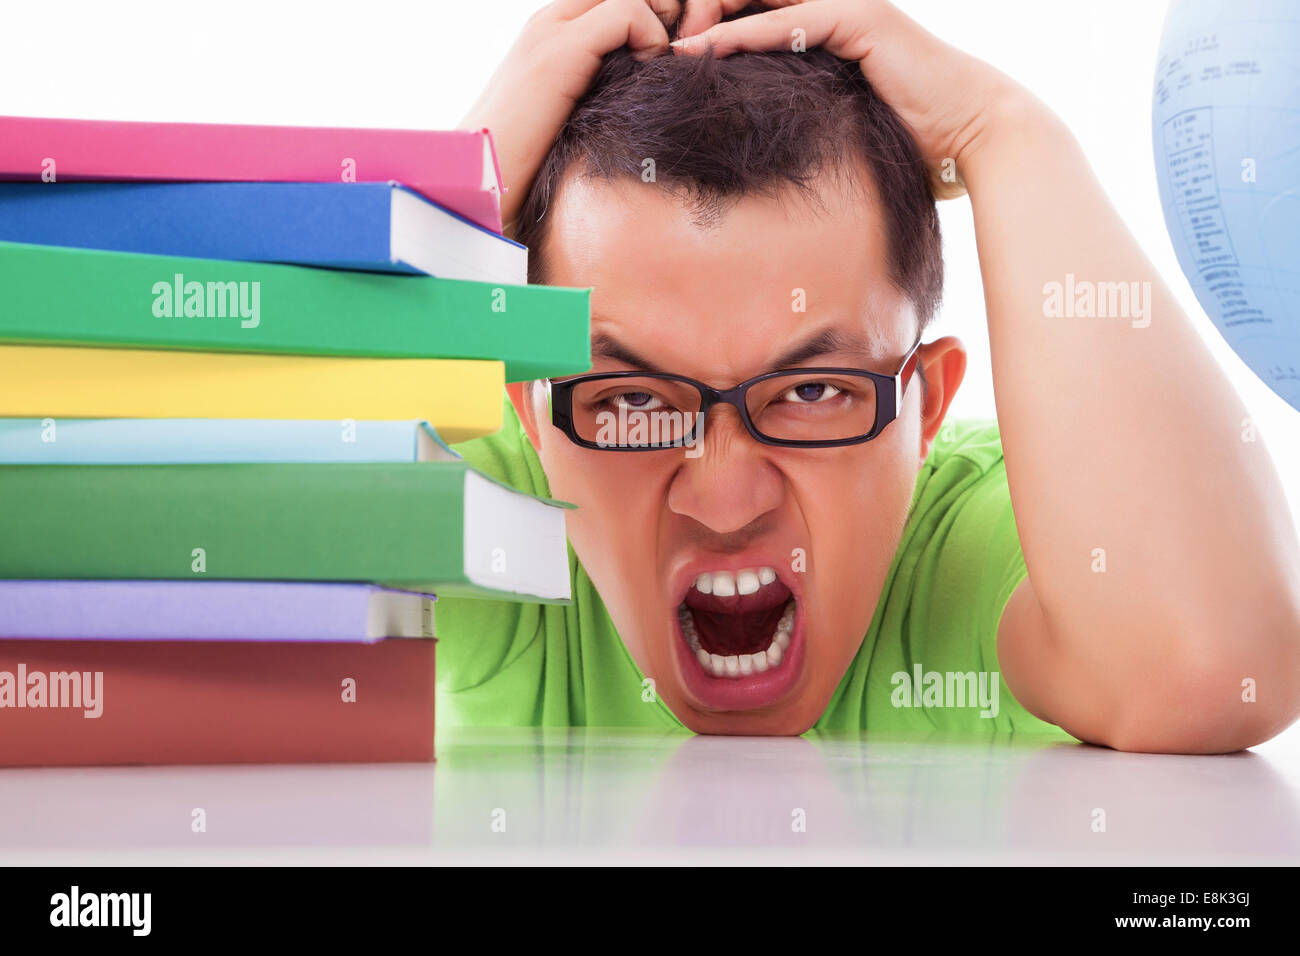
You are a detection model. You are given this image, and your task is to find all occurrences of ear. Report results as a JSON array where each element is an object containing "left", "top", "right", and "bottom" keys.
[
  {"left": 511, "top": 381, "right": 544, "bottom": 452},
  {"left": 914, "top": 335, "right": 967, "bottom": 464}
]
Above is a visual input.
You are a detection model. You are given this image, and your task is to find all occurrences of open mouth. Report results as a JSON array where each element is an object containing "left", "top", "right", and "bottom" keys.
[
  {"left": 672, "top": 564, "right": 804, "bottom": 712},
  {"left": 677, "top": 567, "right": 794, "bottom": 678}
]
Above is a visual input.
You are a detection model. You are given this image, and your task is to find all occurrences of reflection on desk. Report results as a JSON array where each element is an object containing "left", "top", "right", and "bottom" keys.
[{"left": 1, "top": 727, "right": 1295, "bottom": 864}]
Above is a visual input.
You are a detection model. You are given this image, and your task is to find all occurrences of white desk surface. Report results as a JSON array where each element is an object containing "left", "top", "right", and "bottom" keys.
[{"left": 2, "top": 726, "right": 1298, "bottom": 865}]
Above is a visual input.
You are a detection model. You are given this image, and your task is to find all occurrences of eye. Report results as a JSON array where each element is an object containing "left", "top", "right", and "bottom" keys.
[
  {"left": 611, "top": 390, "right": 664, "bottom": 411},
  {"left": 779, "top": 381, "right": 843, "bottom": 404}
]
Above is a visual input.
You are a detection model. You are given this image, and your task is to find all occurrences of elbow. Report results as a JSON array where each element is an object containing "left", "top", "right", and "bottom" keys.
[{"left": 1096, "top": 603, "right": 1300, "bottom": 754}]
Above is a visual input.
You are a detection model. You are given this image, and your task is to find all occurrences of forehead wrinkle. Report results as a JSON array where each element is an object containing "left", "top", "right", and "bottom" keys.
[{"left": 589, "top": 319, "right": 892, "bottom": 384}]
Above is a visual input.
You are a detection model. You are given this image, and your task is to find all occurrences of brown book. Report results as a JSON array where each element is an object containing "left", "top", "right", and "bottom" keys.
[{"left": 0, "top": 638, "right": 435, "bottom": 767}]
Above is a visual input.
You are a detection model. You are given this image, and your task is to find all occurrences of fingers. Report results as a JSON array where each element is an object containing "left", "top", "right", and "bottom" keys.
[
  {"left": 673, "top": 0, "right": 874, "bottom": 61},
  {"left": 547, "top": 0, "right": 612, "bottom": 18},
  {"left": 552, "top": 0, "right": 682, "bottom": 31},
  {"left": 676, "top": 0, "right": 754, "bottom": 39},
  {"left": 646, "top": 0, "right": 686, "bottom": 30},
  {"left": 574, "top": 0, "right": 680, "bottom": 59}
]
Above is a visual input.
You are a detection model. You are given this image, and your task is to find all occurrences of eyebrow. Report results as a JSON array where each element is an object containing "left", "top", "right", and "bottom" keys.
[
  {"left": 589, "top": 332, "right": 667, "bottom": 374},
  {"left": 769, "top": 328, "right": 876, "bottom": 369},
  {"left": 589, "top": 326, "right": 877, "bottom": 376}
]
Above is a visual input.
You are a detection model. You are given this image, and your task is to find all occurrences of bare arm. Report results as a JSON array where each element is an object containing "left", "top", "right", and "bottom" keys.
[{"left": 963, "top": 99, "right": 1300, "bottom": 753}]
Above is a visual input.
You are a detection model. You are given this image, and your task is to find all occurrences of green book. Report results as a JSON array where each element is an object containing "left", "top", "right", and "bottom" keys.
[
  {"left": 0, "top": 462, "right": 575, "bottom": 603},
  {"left": 0, "top": 240, "right": 590, "bottom": 382}
]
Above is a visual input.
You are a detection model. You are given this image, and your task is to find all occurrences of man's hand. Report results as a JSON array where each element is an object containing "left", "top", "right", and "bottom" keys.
[
  {"left": 672, "top": 0, "right": 1025, "bottom": 199},
  {"left": 461, "top": 0, "right": 682, "bottom": 231}
]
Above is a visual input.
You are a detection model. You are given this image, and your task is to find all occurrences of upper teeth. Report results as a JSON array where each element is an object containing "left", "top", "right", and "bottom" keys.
[{"left": 693, "top": 566, "right": 778, "bottom": 597}]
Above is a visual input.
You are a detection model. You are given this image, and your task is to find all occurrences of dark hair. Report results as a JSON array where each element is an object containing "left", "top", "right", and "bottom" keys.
[{"left": 515, "top": 31, "right": 944, "bottom": 330}]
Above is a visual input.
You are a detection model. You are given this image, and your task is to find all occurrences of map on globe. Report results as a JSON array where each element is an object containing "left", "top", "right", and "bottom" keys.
[{"left": 1152, "top": 0, "right": 1300, "bottom": 413}]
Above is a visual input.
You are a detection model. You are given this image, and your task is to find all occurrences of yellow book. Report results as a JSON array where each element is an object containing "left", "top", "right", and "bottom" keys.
[{"left": 0, "top": 345, "right": 504, "bottom": 443}]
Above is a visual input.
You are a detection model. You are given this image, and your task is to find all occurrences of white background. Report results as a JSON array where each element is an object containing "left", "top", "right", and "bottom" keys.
[{"left": 3, "top": 0, "right": 1298, "bottom": 757}]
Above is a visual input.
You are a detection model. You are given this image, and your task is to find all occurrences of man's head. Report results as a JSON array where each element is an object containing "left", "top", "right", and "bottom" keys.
[
  {"left": 518, "top": 44, "right": 944, "bottom": 325},
  {"left": 516, "top": 39, "right": 967, "bottom": 734}
]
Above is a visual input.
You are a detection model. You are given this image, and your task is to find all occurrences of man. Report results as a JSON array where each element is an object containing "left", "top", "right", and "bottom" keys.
[{"left": 435, "top": 0, "right": 1300, "bottom": 752}]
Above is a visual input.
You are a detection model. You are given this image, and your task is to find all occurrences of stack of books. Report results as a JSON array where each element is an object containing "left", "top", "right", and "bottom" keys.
[{"left": 0, "top": 116, "right": 588, "bottom": 767}]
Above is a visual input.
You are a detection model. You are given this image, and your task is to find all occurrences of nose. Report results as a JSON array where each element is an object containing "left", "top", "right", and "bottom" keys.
[{"left": 666, "top": 404, "right": 785, "bottom": 535}]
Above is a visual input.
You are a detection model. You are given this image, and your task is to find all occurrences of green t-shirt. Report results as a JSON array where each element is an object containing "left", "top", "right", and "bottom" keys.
[{"left": 435, "top": 395, "right": 1073, "bottom": 739}]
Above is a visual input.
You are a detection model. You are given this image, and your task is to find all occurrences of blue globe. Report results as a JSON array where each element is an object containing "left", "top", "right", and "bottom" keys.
[{"left": 1153, "top": 0, "right": 1300, "bottom": 412}]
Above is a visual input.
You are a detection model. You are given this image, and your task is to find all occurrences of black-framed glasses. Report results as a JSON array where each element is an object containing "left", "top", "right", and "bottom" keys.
[{"left": 546, "top": 335, "right": 924, "bottom": 450}]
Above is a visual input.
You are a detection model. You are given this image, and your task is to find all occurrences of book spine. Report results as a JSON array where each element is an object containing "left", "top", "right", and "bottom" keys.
[
  {"left": 0, "top": 462, "right": 470, "bottom": 586},
  {"left": 0, "top": 419, "right": 430, "bottom": 464},
  {"left": 0, "top": 240, "right": 590, "bottom": 382},
  {"left": 0, "top": 116, "right": 502, "bottom": 233},
  {"left": 0, "top": 639, "right": 436, "bottom": 766},
  {"left": 0, "top": 182, "right": 400, "bottom": 272},
  {"left": 0, "top": 580, "right": 432, "bottom": 640},
  {"left": 0, "top": 346, "right": 504, "bottom": 442}
]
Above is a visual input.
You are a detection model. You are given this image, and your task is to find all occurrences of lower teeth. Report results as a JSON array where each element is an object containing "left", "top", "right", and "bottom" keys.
[{"left": 678, "top": 601, "right": 795, "bottom": 679}]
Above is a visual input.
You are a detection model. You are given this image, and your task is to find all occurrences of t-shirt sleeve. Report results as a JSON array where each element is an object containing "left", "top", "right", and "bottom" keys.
[
  {"left": 431, "top": 393, "right": 554, "bottom": 722},
  {"left": 431, "top": 392, "right": 684, "bottom": 730},
  {"left": 898, "top": 422, "right": 1069, "bottom": 736}
]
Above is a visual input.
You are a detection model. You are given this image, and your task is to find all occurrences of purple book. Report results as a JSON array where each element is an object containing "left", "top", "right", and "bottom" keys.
[{"left": 0, "top": 580, "right": 435, "bottom": 641}]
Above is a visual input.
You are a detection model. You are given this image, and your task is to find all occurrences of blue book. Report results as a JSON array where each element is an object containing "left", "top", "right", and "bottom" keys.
[
  {"left": 0, "top": 181, "right": 527, "bottom": 283},
  {"left": 0, "top": 418, "right": 461, "bottom": 464}
]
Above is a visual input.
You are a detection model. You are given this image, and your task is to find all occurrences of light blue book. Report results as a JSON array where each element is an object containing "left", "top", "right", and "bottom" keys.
[{"left": 0, "top": 418, "right": 461, "bottom": 464}]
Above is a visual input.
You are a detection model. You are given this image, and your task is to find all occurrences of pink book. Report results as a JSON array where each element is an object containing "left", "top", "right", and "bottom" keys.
[{"left": 0, "top": 114, "right": 504, "bottom": 234}]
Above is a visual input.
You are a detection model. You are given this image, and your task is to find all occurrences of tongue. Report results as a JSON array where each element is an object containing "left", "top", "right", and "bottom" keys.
[{"left": 689, "top": 602, "right": 789, "bottom": 656}]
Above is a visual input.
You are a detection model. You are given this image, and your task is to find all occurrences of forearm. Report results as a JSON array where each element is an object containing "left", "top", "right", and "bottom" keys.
[
  {"left": 459, "top": 59, "right": 575, "bottom": 233},
  {"left": 961, "top": 94, "right": 1300, "bottom": 744},
  {"left": 458, "top": 1, "right": 677, "bottom": 232}
]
